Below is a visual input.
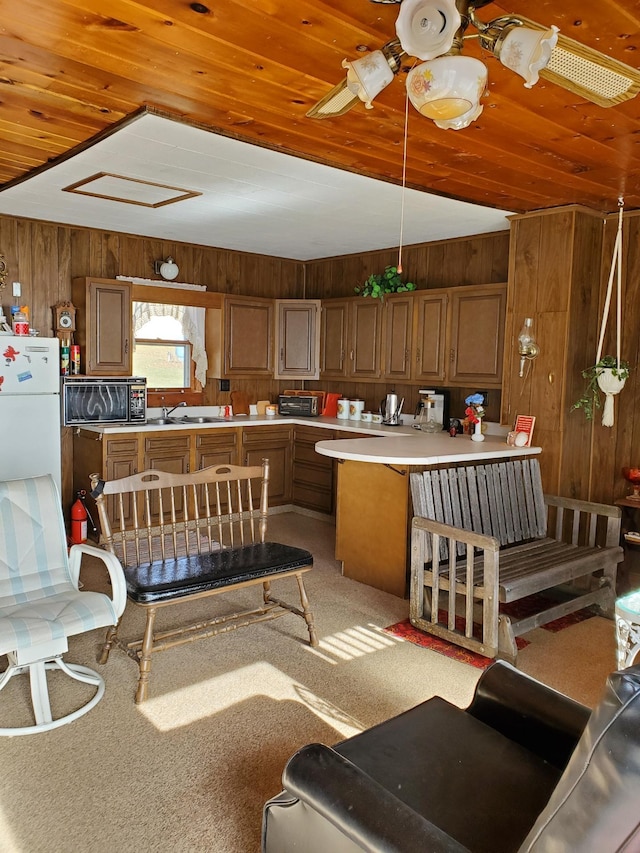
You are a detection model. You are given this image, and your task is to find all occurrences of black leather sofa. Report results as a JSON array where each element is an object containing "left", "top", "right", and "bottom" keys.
[{"left": 262, "top": 661, "right": 640, "bottom": 852}]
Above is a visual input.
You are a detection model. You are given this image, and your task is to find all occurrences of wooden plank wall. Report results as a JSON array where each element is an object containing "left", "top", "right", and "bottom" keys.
[
  {"left": 304, "top": 231, "right": 510, "bottom": 298},
  {"left": 502, "top": 206, "right": 640, "bottom": 504},
  {"left": 591, "top": 210, "right": 640, "bottom": 505}
]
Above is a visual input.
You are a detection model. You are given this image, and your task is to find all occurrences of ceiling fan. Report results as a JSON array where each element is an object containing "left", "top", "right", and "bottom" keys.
[{"left": 307, "top": 0, "right": 640, "bottom": 129}]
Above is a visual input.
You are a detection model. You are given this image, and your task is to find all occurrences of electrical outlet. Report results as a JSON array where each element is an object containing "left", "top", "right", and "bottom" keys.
[
  {"left": 12, "top": 281, "right": 21, "bottom": 297},
  {"left": 219, "top": 379, "right": 230, "bottom": 392}
]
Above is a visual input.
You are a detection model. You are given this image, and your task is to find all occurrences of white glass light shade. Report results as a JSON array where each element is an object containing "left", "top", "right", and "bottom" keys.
[
  {"left": 342, "top": 51, "right": 394, "bottom": 109},
  {"left": 395, "top": 0, "right": 461, "bottom": 61},
  {"left": 499, "top": 25, "right": 559, "bottom": 88},
  {"left": 159, "top": 257, "right": 179, "bottom": 281},
  {"left": 434, "top": 100, "right": 483, "bottom": 130},
  {"left": 407, "top": 57, "right": 487, "bottom": 125}
]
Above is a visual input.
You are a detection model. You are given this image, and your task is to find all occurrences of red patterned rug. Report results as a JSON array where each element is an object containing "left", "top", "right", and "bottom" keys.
[{"left": 384, "top": 595, "right": 598, "bottom": 669}]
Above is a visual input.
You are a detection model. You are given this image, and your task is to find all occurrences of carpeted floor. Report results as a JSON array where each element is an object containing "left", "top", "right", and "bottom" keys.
[
  {"left": 0, "top": 512, "right": 619, "bottom": 853},
  {"left": 384, "top": 596, "right": 599, "bottom": 669}
]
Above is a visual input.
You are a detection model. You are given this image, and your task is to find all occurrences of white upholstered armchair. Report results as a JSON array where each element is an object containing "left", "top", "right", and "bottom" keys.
[{"left": 0, "top": 475, "right": 126, "bottom": 735}]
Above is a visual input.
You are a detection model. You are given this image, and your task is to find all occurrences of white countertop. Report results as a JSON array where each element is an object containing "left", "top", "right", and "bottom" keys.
[
  {"left": 75, "top": 411, "right": 541, "bottom": 466},
  {"left": 315, "top": 432, "right": 541, "bottom": 465},
  {"left": 76, "top": 413, "right": 413, "bottom": 436}
]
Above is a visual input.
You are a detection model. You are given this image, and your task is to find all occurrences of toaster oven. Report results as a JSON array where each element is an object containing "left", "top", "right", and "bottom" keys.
[{"left": 277, "top": 395, "right": 319, "bottom": 417}]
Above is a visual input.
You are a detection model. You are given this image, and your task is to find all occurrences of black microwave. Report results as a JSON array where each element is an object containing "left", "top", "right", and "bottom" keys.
[{"left": 62, "top": 376, "right": 147, "bottom": 425}]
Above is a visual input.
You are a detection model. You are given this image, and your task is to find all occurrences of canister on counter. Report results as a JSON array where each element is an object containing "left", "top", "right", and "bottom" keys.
[
  {"left": 337, "top": 398, "right": 350, "bottom": 419},
  {"left": 60, "top": 344, "right": 70, "bottom": 375},
  {"left": 70, "top": 345, "right": 81, "bottom": 374}
]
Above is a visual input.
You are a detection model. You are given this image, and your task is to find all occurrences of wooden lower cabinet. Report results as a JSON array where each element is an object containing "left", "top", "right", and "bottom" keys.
[
  {"left": 242, "top": 425, "right": 293, "bottom": 505},
  {"left": 73, "top": 431, "right": 139, "bottom": 533},
  {"left": 142, "top": 434, "right": 191, "bottom": 519},
  {"left": 335, "top": 459, "right": 410, "bottom": 597},
  {"left": 293, "top": 425, "right": 335, "bottom": 514}
]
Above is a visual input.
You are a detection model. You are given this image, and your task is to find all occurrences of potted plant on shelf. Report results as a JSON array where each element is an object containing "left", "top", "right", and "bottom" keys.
[
  {"left": 354, "top": 265, "right": 416, "bottom": 301},
  {"left": 571, "top": 355, "right": 630, "bottom": 426}
]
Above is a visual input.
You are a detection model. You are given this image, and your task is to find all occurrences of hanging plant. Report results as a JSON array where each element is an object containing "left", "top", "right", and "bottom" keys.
[
  {"left": 354, "top": 266, "right": 416, "bottom": 301},
  {"left": 571, "top": 356, "right": 630, "bottom": 424}
]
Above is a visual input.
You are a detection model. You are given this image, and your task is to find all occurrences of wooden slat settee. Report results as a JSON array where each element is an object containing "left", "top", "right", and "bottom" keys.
[
  {"left": 91, "top": 460, "right": 318, "bottom": 703},
  {"left": 410, "top": 457, "right": 623, "bottom": 662}
]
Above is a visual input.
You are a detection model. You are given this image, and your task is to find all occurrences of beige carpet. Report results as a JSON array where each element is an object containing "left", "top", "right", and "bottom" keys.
[{"left": 0, "top": 512, "right": 618, "bottom": 853}]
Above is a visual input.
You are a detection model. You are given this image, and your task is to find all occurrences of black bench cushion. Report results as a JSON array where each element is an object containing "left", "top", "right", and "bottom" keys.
[
  {"left": 124, "top": 542, "right": 313, "bottom": 603},
  {"left": 331, "top": 697, "right": 561, "bottom": 853}
]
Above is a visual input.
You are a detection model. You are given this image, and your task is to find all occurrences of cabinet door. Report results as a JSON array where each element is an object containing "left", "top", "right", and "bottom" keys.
[
  {"left": 242, "top": 426, "right": 293, "bottom": 505},
  {"left": 143, "top": 435, "right": 191, "bottom": 518},
  {"left": 224, "top": 296, "right": 273, "bottom": 376},
  {"left": 195, "top": 429, "right": 239, "bottom": 514},
  {"left": 350, "top": 299, "right": 382, "bottom": 379},
  {"left": 87, "top": 279, "right": 132, "bottom": 375},
  {"left": 413, "top": 291, "right": 448, "bottom": 383},
  {"left": 293, "top": 425, "right": 335, "bottom": 514},
  {"left": 104, "top": 438, "right": 139, "bottom": 530},
  {"left": 382, "top": 294, "right": 413, "bottom": 381},
  {"left": 275, "top": 300, "right": 320, "bottom": 379},
  {"left": 448, "top": 284, "right": 506, "bottom": 387},
  {"left": 320, "top": 299, "right": 349, "bottom": 378}
]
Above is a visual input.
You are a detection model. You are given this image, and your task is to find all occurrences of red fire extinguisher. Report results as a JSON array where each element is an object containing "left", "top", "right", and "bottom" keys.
[{"left": 70, "top": 490, "right": 89, "bottom": 545}]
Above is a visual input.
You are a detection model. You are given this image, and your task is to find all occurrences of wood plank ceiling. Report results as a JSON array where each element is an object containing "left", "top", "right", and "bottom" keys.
[{"left": 1, "top": 0, "right": 639, "bottom": 215}]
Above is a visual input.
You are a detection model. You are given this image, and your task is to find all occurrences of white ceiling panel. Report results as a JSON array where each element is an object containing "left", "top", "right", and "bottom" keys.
[{"left": 0, "top": 113, "right": 513, "bottom": 261}]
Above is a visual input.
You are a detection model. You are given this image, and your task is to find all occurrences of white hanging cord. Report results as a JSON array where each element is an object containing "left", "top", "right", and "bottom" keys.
[
  {"left": 596, "top": 197, "right": 624, "bottom": 367},
  {"left": 397, "top": 81, "right": 410, "bottom": 274}
]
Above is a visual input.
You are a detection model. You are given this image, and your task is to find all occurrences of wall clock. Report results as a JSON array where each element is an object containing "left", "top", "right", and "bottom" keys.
[{"left": 53, "top": 302, "right": 76, "bottom": 339}]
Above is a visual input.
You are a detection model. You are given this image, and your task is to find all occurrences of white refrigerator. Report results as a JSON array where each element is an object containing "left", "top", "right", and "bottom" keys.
[{"left": 0, "top": 335, "right": 62, "bottom": 493}]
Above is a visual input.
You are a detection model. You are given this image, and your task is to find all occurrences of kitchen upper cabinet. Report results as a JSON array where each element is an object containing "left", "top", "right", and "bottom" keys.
[
  {"left": 72, "top": 277, "right": 132, "bottom": 375},
  {"left": 320, "top": 297, "right": 382, "bottom": 380},
  {"left": 319, "top": 298, "right": 349, "bottom": 378},
  {"left": 382, "top": 294, "right": 415, "bottom": 382},
  {"left": 274, "top": 299, "right": 321, "bottom": 379},
  {"left": 447, "top": 284, "right": 506, "bottom": 387},
  {"left": 206, "top": 295, "right": 273, "bottom": 378},
  {"left": 412, "top": 290, "right": 448, "bottom": 383},
  {"left": 380, "top": 284, "right": 506, "bottom": 387},
  {"left": 350, "top": 298, "right": 382, "bottom": 379}
]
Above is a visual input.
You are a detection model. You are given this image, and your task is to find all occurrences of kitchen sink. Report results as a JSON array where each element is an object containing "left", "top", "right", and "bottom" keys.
[{"left": 147, "top": 415, "right": 226, "bottom": 425}]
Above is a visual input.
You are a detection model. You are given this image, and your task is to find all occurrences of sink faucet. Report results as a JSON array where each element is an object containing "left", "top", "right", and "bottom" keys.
[{"left": 162, "top": 401, "right": 187, "bottom": 418}]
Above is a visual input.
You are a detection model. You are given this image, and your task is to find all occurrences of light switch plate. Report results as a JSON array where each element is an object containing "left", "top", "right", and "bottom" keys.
[{"left": 12, "top": 281, "right": 21, "bottom": 297}]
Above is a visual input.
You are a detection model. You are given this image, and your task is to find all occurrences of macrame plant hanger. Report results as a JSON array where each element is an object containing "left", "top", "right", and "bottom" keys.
[{"left": 595, "top": 197, "right": 626, "bottom": 427}]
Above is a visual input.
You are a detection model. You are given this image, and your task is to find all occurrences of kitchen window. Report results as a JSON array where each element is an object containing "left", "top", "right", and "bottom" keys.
[{"left": 131, "top": 299, "right": 208, "bottom": 405}]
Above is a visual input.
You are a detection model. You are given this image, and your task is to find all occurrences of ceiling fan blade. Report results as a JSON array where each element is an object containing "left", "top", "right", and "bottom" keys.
[
  {"left": 306, "top": 79, "right": 360, "bottom": 119},
  {"left": 520, "top": 16, "right": 640, "bottom": 107}
]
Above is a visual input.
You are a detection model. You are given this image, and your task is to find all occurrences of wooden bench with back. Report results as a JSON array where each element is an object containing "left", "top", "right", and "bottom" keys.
[
  {"left": 91, "top": 459, "right": 318, "bottom": 703},
  {"left": 410, "top": 457, "right": 623, "bottom": 662}
]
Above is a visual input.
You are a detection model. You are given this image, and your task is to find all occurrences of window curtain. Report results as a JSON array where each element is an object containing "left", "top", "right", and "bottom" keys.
[{"left": 133, "top": 302, "right": 208, "bottom": 385}]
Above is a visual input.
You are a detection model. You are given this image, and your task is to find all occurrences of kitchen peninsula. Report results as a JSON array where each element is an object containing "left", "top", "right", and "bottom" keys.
[
  {"left": 315, "top": 430, "right": 541, "bottom": 597},
  {"left": 73, "top": 413, "right": 541, "bottom": 597}
]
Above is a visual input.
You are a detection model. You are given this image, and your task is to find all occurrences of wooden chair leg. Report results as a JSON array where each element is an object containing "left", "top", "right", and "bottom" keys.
[
  {"left": 497, "top": 614, "right": 518, "bottom": 664},
  {"left": 135, "top": 607, "right": 157, "bottom": 704},
  {"left": 296, "top": 573, "right": 319, "bottom": 647},
  {"left": 99, "top": 622, "right": 119, "bottom": 665}
]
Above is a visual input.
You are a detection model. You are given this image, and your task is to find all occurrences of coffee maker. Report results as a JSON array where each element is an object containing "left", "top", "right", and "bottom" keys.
[{"left": 414, "top": 389, "right": 447, "bottom": 432}]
